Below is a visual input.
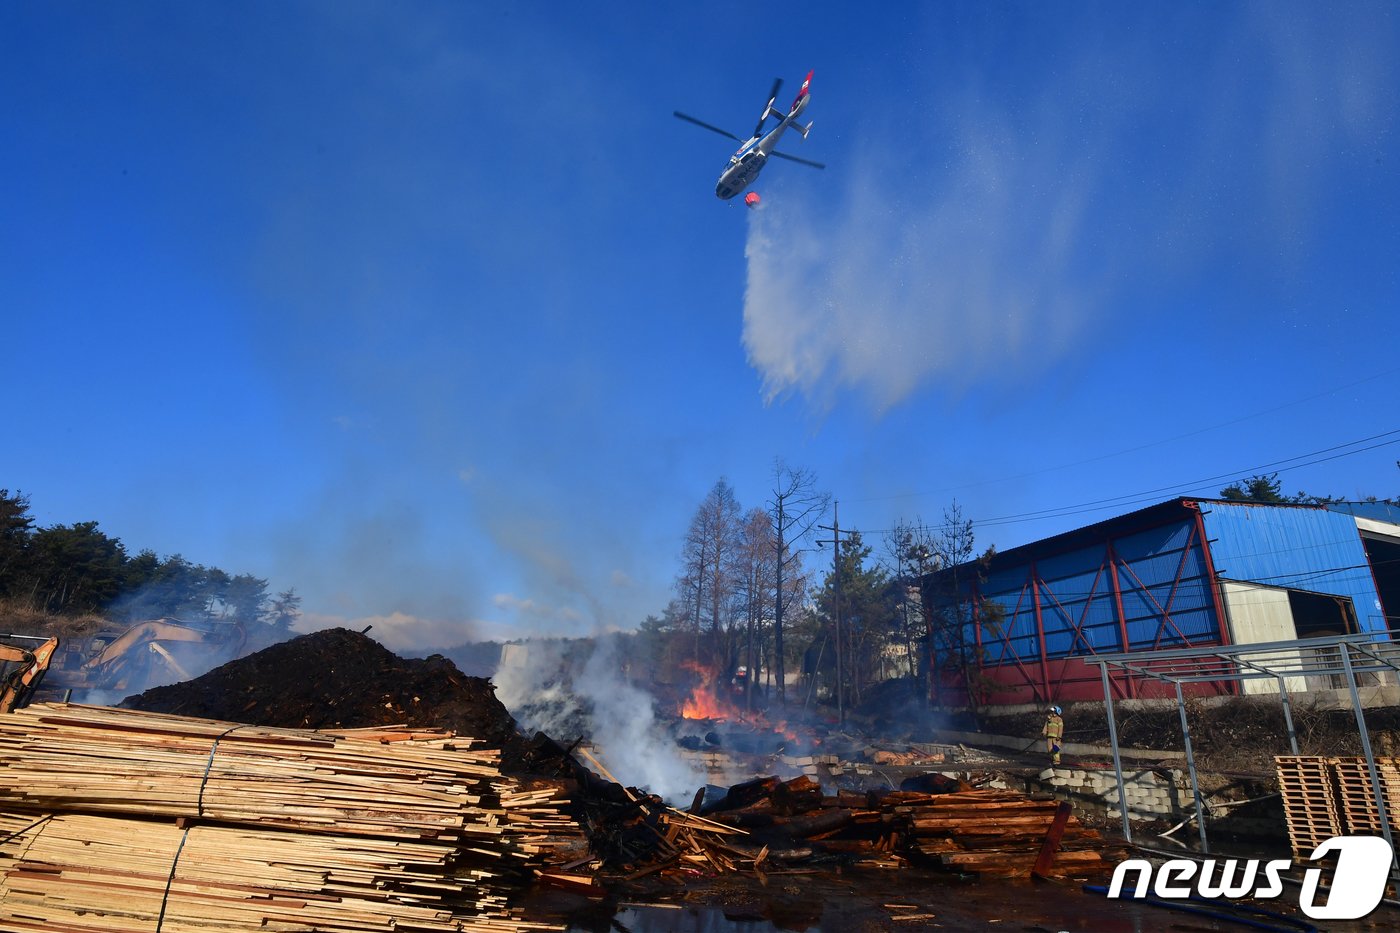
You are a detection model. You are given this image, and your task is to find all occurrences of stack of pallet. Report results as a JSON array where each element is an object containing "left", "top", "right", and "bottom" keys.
[
  {"left": 1276, "top": 756, "right": 1346, "bottom": 855},
  {"left": 0, "top": 703, "right": 566, "bottom": 932},
  {"left": 1330, "top": 757, "right": 1400, "bottom": 839},
  {"left": 1277, "top": 754, "right": 1400, "bottom": 855}
]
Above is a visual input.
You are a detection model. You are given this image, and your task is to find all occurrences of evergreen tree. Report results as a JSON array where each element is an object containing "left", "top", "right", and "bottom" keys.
[
  {"left": 814, "top": 530, "right": 897, "bottom": 711},
  {"left": 25, "top": 522, "right": 128, "bottom": 614},
  {"left": 0, "top": 489, "right": 36, "bottom": 599}
]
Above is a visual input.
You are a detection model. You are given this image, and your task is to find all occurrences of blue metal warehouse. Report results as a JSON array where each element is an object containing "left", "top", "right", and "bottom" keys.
[{"left": 920, "top": 498, "right": 1400, "bottom": 706}]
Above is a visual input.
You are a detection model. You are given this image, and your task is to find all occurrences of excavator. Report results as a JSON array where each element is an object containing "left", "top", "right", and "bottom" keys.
[
  {"left": 48, "top": 618, "right": 246, "bottom": 698},
  {"left": 0, "top": 618, "right": 246, "bottom": 708},
  {"left": 0, "top": 634, "right": 60, "bottom": 713}
]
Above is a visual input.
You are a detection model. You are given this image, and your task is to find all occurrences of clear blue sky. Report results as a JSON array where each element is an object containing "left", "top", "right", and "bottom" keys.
[{"left": 4, "top": 2, "right": 1398, "bottom": 653}]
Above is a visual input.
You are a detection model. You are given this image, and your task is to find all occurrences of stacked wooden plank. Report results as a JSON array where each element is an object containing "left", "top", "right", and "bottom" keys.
[
  {"left": 892, "top": 789, "right": 1114, "bottom": 875},
  {"left": 0, "top": 703, "right": 566, "bottom": 932},
  {"left": 691, "top": 776, "right": 1111, "bottom": 877}
]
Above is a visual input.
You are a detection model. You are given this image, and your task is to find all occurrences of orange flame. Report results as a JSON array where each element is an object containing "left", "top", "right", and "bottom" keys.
[
  {"left": 681, "top": 688, "right": 730, "bottom": 720},
  {"left": 678, "top": 659, "right": 734, "bottom": 720}
]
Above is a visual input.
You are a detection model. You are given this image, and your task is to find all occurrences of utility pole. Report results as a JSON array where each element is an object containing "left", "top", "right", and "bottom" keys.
[
  {"left": 817, "top": 502, "right": 845, "bottom": 726},
  {"left": 774, "top": 498, "right": 786, "bottom": 707}
]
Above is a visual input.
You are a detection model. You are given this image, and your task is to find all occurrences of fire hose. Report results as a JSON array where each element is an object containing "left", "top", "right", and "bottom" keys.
[
  {"left": 1156, "top": 793, "right": 1281, "bottom": 843},
  {"left": 1083, "top": 883, "right": 1319, "bottom": 933}
]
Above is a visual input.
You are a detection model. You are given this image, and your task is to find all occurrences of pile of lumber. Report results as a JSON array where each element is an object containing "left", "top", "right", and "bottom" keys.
[
  {"left": 691, "top": 774, "right": 1116, "bottom": 877},
  {"left": 0, "top": 703, "right": 567, "bottom": 931},
  {"left": 894, "top": 789, "right": 1117, "bottom": 875},
  {"left": 535, "top": 762, "right": 1115, "bottom": 882}
]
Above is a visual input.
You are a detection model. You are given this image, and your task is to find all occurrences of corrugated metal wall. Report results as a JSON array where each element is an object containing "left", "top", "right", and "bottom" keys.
[
  {"left": 929, "top": 499, "right": 1392, "bottom": 707},
  {"left": 1200, "top": 502, "right": 1385, "bottom": 633},
  {"left": 963, "top": 503, "right": 1224, "bottom": 703}
]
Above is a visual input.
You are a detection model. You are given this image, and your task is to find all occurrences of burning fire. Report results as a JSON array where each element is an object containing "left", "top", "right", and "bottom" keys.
[
  {"left": 681, "top": 689, "right": 729, "bottom": 720},
  {"left": 678, "top": 660, "right": 735, "bottom": 720},
  {"left": 772, "top": 720, "right": 802, "bottom": 744}
]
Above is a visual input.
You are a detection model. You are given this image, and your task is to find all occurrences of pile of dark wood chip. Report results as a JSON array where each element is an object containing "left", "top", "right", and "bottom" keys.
[{"left": 120, "top": 628, "right": 531, "bottom": 769}]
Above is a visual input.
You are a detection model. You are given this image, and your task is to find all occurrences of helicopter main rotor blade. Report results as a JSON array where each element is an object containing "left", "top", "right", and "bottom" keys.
[
  {"left": 752, "top": 77, "right": 783, "bottom": 138},
  {"left": 770, "top": 150, "right": 825, "bottom": 170},
  {"left": 674, "top": 111, "right": 742, "bottom": 142}
]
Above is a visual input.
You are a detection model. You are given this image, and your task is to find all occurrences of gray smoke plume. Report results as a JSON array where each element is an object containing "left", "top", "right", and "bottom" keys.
[{"left": 493, "top": 634, "right": 706, "bottom": 802}]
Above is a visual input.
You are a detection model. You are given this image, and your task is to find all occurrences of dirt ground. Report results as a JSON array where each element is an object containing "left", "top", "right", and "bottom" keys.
[
  {"left": 519, "top": 866, "right": 1400, "bottom": 932},
  {"left": 980, "top": 698, "right": 1400, "bottom": 776}
]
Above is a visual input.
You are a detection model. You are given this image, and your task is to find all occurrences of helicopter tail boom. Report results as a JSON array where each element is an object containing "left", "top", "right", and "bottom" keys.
[{"left": 791, "top": 70, "right": 813, "bottom": 113}]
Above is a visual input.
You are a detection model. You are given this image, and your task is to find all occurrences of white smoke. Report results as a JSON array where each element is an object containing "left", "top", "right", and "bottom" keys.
[
  {"left": 742, "top": 7, "right": 1398, "bottom": 414},
  {"left": 741, "top": 128, "right": 1092, "bottom": 413},
  {"left": 492, "top": 635, "right": 706, "bottom": 802}
]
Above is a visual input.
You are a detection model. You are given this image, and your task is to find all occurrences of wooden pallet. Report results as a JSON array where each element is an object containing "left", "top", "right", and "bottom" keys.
[
  {"left": 1276, "top": 756, "right": 1344, "bottom": 856},
  {"left": 1277, "top": 755, "right": 1400, "bottom": 855},
  {"left": 1331, "top": 757, "right": 1400, "bottom": 838}
]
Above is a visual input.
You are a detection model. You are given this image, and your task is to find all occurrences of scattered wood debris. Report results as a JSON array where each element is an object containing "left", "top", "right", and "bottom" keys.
[{"left": 523, "top": 748, "right": 1120, "bottom": 883}]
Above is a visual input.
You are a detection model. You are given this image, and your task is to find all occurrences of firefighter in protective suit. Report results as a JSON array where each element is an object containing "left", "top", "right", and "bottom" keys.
[{"left": 1042, "top": 705, "right": 1064, "bottom": 765}]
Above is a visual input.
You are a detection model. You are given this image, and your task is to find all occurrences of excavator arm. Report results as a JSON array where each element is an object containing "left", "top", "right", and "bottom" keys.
[
  {"left": 75, "top": 619, "right": 246, "bottom": 693},
  {"left": 0, "top": 636, "right": 60, "bottom": 713}
]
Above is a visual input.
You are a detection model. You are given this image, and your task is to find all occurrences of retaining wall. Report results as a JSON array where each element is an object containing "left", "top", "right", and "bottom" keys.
[{"left": 1034, "top": 766, "right": 1189, "bottom": 822}]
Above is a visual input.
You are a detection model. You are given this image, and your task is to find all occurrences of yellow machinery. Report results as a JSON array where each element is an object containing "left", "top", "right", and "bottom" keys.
[{"left": 0, "top": 634, "right": 60, "bottom": 713}]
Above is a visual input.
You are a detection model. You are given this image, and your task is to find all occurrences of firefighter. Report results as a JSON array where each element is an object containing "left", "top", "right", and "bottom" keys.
[{"left": 1042, "top": 705, "right": 1064, "bottom": 765}]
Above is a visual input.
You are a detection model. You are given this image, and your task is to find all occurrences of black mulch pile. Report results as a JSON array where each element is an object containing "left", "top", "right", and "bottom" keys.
[{"left": 120, "top": 628, "right": 530, "bottom": 769}]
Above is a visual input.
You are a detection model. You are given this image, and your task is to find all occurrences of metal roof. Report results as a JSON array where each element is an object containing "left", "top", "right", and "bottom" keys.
[
  {"left": 1086, "top": 632, "right": 1400, "bottom": 684},
  {"left": 933, "top": 497, "right": 1340, "bottom": 579}
]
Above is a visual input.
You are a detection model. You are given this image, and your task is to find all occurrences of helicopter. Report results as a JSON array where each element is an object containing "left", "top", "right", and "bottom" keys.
[{"left": 675, "top": 70, "right": 825, "bottom": 200}]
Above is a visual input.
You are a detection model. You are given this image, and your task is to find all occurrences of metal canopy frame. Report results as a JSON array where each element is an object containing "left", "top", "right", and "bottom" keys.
[{"left": 1087, "top": 633, "right": 1400, "bottom": 866}]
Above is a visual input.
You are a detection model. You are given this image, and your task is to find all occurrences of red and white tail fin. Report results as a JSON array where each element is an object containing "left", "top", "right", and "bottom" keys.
[{"left": 791, "top": 70, "right": 813, "bottom": 113}]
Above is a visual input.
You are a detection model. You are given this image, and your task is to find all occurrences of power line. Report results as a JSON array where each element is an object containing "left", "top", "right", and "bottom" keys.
[
  {"left": 976, "top": 430, "right": 1400, "bottom": 528},
  {"left": 853, "top": 366, "right": 1400, "bottom": 506},
  {"left": 856, "top": 428, "right": 1400, "bottom": 537}
]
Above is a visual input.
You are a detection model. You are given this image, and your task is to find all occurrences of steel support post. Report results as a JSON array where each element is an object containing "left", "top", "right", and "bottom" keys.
[
  {"left": 1277, "top": 676, "right": 1299, "bottom": 756},
  {"left": 1339, "top": 646, "right": 1398, "bottom": 871},
  {"left": 1100, "top": 661, "right": 1131, "bottom": 844},
  {"left": 1175, "top": 680, "right": 1209, "bottom": 853}
]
